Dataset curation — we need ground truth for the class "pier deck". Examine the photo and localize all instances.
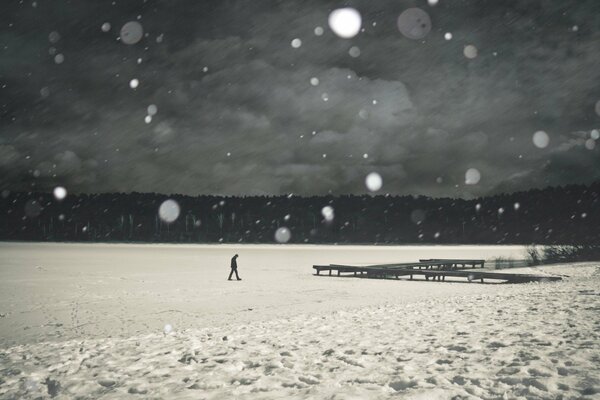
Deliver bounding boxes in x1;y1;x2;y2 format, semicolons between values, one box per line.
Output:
313;261;561;284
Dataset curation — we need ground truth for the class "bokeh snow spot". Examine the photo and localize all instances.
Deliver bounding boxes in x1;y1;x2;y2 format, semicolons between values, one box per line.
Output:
53;186;67;200
310;77;319;86
120;21;143;45
349;46;361;57
274;227;291;243
158;199;180;223
397;8;432;40
147;104;158;116
48;31;60;44
291;38;302;48
532;130;549;148
465;168;481;185
464;45;478;59
365;172;383;192
129;79;139;89
101;22;111;32
321;206;335;222
328;8;362;39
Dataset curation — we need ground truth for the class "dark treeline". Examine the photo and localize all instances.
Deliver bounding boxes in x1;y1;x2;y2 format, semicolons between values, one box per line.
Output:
1;181;598;245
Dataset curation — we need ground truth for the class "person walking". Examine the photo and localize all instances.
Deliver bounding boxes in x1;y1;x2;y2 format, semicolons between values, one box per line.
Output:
228;254;241;281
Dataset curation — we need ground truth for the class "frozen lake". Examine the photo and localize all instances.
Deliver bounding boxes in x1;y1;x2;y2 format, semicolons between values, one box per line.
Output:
1;242;528;346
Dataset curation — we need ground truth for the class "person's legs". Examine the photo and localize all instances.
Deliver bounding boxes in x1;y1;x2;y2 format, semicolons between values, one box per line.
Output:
228;269;234;280
234;269;241;280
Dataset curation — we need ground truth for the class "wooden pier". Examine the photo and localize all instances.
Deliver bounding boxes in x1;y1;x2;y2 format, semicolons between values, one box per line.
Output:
313;259;561;284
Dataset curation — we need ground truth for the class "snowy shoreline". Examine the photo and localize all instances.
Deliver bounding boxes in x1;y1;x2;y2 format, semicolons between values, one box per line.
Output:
0;244;598;399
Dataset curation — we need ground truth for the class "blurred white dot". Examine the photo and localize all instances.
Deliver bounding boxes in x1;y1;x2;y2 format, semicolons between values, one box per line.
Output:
465;168;481;185
40;87;50;98
156;33;164;43
54;54;64;64
163;324;173;334
322;93;329;102
591;129;599;140
328;8;362;39
532;130;549;148
428;0;439;5
120;21;144;45
275;227;291;243
314;26;324;36
53;186;67;200
585;138;596;150
202;66;209;73
147;104;158;115
436;177;443;184
101;22;111;32
129;78;139;89
571;25;579;32
363;153;368;159
348;46;361;57
137;58;143;64
227;152;231;157
158;199;180;223
48;31;60;43
475;203;482;211
358;109;368;119
291;38;302;48
310;77;319;86
498;207;505;215
464;45;478;59
365;172;383;192
322;153;327;158
444;32;452;40
144;115;152;124
321;205;335;222
513;202;520;210
434;232;440;238
581;213;587;218
372;99;377;105
397;8;432;40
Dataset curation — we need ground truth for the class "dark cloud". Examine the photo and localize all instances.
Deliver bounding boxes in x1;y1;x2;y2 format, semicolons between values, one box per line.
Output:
1;0;599;197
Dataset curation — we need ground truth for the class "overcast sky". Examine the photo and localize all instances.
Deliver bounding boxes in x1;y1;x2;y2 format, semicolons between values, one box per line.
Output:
1;0;599;197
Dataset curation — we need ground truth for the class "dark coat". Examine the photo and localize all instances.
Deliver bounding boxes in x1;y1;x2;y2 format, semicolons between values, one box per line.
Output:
230;256;238;269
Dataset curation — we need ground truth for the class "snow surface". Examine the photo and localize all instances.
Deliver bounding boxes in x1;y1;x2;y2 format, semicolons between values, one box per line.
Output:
0;243;598;399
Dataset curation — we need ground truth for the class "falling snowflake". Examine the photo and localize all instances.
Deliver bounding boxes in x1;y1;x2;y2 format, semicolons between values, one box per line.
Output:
532;130;549;148
464;45;478;59
328;8;362;39
321;205;335;222
120;21;144;45
365;172;383;192
158;199;180;223
397;8;431;40
291;38;302;48
465;168;481;185
53;186;67;200
274;227;291;243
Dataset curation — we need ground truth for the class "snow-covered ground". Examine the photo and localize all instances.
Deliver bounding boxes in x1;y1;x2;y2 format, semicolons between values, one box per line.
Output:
0;243;599;399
